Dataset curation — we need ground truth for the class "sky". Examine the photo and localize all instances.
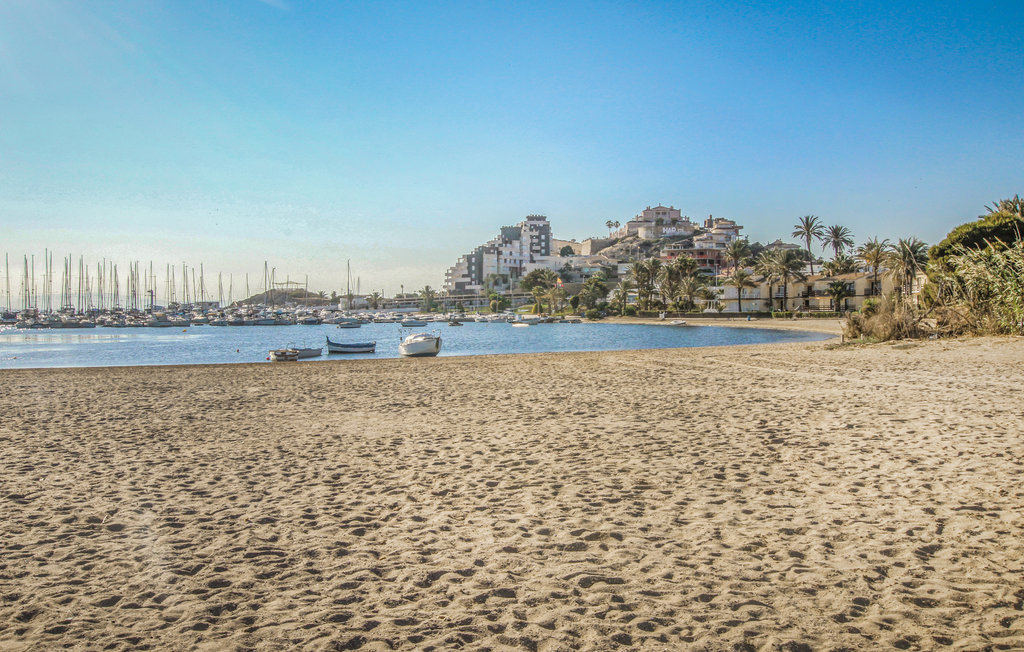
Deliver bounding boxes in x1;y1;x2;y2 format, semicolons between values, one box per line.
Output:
2;0;1023;299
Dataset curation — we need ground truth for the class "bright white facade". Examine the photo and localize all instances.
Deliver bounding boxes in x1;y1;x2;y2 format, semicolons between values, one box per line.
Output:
444;215;563;293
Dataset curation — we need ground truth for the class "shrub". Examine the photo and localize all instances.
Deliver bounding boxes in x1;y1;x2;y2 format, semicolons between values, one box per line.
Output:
937;240;1024;335
585;308;602;320
623;305;637;316
843;296;926;341
861;298;880;317
929;211;1024;266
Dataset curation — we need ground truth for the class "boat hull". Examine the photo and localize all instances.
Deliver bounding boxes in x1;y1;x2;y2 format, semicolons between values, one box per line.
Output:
326;337;376;354
269;349;299;362
399;334;442;357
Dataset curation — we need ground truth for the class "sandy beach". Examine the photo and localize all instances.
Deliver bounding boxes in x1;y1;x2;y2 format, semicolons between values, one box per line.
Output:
2;335;1023;650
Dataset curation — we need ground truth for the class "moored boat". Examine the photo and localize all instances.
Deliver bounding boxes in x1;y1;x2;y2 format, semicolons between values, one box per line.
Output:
326;336;376;354
269;348;299;362
398;332;441;357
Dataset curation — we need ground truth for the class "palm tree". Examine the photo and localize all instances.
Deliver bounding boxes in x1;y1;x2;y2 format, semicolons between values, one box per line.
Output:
605;220;615;237
725;268;756;313
823;224;855;258
613;279;633;315
885;237;928;298
657;266;680;310
792;215;824;275
774;249;807;311
367;291;382;309
985;194;1024;218
630;258;663;310
723;239;751;271
531;286;546;314
678;276;707;312
670;254;699;280
856;237;891;297
545;285;566;314
827;280;852;312
419;285;436;312
754;250;779;312
821;253;858;277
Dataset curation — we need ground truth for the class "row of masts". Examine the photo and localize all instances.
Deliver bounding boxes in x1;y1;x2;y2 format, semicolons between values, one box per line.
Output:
1;253;337;314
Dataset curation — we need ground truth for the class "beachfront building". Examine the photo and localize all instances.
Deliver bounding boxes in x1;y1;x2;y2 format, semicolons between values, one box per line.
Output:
612;205;696;239
444;215;561;294
724;272;892;313
661;218;746;274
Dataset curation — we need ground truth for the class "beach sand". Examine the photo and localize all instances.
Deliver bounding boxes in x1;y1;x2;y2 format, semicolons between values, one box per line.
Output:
2;336;1023;650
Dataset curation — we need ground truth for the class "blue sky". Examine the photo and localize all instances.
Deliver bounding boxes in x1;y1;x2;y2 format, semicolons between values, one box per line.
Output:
2;0;1022;298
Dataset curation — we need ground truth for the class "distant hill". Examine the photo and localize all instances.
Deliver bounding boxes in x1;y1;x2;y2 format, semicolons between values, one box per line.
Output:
236;289;335;306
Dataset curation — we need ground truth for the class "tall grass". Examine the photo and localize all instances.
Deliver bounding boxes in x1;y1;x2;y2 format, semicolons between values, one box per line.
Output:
843;296;926;341
940;240;1024;335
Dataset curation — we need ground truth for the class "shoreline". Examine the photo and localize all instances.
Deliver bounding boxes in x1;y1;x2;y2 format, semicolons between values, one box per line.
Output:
602;314;845;335
0;320;837;372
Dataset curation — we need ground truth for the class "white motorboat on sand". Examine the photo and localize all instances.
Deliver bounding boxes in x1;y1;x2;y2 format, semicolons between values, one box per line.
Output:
399;332;441;357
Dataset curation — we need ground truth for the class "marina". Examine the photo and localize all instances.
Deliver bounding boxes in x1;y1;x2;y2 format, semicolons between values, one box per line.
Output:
0;318;830;369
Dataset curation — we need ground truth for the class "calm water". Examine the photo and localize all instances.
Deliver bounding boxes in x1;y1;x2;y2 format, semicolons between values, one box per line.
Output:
0;321;831;369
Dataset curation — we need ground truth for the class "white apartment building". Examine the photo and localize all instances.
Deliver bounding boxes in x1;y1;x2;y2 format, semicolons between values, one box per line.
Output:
444;215;562;293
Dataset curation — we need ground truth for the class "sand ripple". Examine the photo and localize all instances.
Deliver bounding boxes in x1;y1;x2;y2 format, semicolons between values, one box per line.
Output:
2;337;1023;650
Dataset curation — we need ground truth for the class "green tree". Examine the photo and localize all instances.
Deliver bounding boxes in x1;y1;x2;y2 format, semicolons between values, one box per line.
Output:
613;278;633;315
821;253;858;277
367;291;382;309
723;240;751;270
559;245;575;257
657;266;679;310
605;220;615;237
577;274;609;310
546;285;566;314
531;286;546;314
519;268;559;292
419;285;436;312
827;280;852;312
630;258;663;310
984;194;1024;218
773;249;807;311
929;200;1024;266
792;215;825;276
886;237;928;298
823;224;855;258
725;268;756;313
856;237;891;296
678;276;708;312
754;250;780;312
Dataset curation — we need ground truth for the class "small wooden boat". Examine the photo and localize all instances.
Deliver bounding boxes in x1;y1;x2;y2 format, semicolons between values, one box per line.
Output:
326;336;376;354
335;322;362;328
269;348;299;362
296;347;322;358
447;320;463;326
400;319;428;327
670;320;688;326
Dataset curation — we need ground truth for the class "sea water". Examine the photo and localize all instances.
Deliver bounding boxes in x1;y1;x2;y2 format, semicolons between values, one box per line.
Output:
0;322;832;369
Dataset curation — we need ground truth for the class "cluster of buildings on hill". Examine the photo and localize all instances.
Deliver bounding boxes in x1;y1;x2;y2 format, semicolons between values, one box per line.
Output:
440;206;922;313
443;206;748;294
